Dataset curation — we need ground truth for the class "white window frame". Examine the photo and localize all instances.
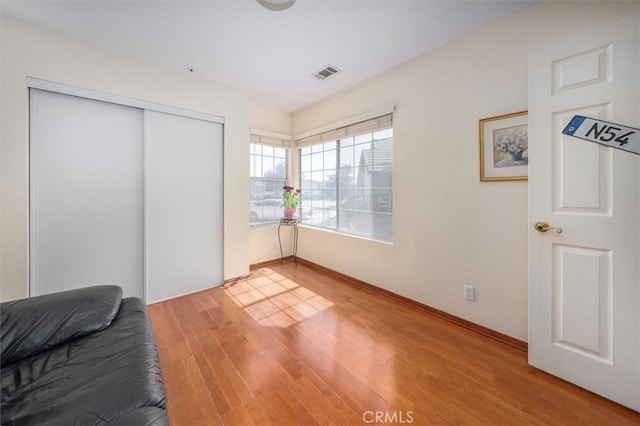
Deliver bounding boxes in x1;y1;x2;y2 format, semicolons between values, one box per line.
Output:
250;130;292;226
296;111;393;241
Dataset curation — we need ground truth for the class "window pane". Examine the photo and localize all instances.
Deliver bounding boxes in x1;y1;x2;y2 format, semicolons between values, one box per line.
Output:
353;211;374;236
250;154;261;177
355;133;372;144
374;128;393;139
262;156;274;177
311;152;323;171
301;153;311;172
338;166;356;189
323;188;336;203
300;195;312;210
372;139;392;165
372;212;393;241
250;195;284;225
250;154;255;175
340;146;354;167
300;172;312;189
341;136;354;146
355;189;371;210
301;146;311;155
324;170;336;189
354;142;372;160
373;188;392;212
311;171;324;188
274;147;286;158
306;199;326;226
323;206;337;227
250;180;263;201
274;157;286;179
324;141;337;150
339;188;355;210
324;149;336;170
264;180;278;196
337;208;353;232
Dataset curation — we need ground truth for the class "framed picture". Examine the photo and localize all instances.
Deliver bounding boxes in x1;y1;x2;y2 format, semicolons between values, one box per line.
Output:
479;110;528;181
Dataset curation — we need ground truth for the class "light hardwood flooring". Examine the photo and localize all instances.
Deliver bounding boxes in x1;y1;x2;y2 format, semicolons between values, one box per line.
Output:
147;262;640;425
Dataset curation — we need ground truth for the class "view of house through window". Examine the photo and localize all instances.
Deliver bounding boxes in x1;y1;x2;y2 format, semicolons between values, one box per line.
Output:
299;126;393;241
250;143;287;225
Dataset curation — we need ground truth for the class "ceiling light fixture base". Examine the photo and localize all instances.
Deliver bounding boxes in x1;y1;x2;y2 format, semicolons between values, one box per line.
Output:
256;0;296;11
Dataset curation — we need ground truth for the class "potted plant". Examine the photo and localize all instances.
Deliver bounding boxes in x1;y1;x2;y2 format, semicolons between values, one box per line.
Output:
282;185;301;219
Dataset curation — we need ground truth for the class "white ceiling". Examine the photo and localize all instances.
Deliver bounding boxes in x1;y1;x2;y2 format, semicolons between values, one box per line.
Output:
1;0;539;112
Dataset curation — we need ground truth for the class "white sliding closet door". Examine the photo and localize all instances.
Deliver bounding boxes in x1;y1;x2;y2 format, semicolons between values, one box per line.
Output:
144;110;223;302
30;89;144;298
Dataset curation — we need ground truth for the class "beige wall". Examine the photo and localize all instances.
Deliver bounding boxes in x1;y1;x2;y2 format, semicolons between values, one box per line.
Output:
290;2;639;341
0;17;251;301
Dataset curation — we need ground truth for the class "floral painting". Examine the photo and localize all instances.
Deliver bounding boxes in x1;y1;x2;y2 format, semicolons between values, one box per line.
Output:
480;111;528;181
493;124;528;168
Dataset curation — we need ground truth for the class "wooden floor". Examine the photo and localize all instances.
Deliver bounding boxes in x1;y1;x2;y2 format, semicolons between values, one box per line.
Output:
147;262;639;425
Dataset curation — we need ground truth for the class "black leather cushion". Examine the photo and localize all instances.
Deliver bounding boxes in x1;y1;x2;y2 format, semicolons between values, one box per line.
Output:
104;407;169;426
0;285;123;365
1;297;167;425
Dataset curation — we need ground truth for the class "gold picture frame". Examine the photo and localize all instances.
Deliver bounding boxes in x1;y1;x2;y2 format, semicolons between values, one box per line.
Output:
479;110;528;181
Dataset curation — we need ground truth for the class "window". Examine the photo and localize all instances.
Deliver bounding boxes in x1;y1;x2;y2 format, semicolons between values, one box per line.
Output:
250;133;290;226
298;115;393;241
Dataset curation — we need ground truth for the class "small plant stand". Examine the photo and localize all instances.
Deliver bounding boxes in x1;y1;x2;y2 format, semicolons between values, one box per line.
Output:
278;218;299;263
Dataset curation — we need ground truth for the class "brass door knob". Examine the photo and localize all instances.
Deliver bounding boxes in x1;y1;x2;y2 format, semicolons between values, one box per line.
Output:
534;221;563;233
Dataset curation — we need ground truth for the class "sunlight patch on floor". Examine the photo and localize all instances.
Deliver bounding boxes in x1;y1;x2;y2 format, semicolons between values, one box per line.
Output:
224;267;334;327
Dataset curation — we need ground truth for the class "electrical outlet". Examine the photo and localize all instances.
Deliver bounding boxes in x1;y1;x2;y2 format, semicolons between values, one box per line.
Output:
272;240;278;249
464;285;475;301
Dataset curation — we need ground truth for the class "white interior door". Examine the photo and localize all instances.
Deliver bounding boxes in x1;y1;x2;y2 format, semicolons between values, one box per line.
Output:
145;110;224;303
30;89;144;298
529;14;639;410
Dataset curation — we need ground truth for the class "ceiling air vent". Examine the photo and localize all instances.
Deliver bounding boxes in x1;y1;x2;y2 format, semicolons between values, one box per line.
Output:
314;65;340;80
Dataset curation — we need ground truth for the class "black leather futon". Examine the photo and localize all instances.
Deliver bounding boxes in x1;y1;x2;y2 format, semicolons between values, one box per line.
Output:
1;285;168;425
